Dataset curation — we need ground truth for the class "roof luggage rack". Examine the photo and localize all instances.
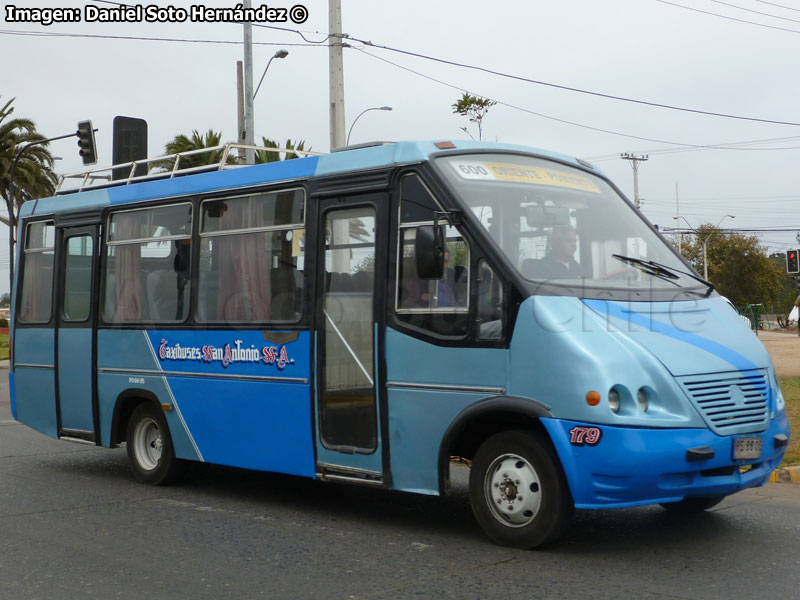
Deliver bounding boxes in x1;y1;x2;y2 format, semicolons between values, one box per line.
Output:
55;143;322;194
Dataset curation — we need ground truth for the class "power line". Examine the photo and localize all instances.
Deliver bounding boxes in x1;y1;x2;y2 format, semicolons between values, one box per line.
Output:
354;46;800;152
754;0;800;13
0;28;327;48
352;47;711;147
345;32;800;127
709;0;800;24
585;135;800;161
653;0;800;34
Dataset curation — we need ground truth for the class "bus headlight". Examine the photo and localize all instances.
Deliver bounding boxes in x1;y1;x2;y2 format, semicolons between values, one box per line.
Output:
608;388;621;413
637;388;649;412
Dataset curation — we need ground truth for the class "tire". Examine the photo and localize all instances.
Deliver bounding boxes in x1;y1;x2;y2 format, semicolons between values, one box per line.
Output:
126;402;190;485
469;430;574;549
659;495;725;513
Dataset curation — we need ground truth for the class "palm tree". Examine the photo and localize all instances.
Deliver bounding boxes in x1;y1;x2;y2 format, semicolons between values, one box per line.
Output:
255;138;310;163
0;98;57;211
151;129;235;172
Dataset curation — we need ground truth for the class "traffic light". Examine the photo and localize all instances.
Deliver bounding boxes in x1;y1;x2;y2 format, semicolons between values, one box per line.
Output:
76;120;97;165
787;249;799;274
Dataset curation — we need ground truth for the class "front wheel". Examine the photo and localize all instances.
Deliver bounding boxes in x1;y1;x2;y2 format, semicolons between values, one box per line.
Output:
469;430;573;549
126;403;189;485
659;495;725;513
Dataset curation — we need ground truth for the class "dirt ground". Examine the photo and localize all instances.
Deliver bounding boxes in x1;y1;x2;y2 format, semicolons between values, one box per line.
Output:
758;329;800;377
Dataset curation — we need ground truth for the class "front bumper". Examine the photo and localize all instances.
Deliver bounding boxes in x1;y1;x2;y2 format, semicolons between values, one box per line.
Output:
541;414;790;509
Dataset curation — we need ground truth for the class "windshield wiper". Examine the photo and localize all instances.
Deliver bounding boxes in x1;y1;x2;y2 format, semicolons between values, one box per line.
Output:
611;254;715;296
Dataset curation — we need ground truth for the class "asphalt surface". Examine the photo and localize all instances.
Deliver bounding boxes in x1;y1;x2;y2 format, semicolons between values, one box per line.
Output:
2;364;800;599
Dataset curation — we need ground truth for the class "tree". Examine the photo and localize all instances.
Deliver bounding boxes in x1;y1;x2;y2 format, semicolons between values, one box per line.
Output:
255;138;310;163
0;98;56;211
451;93;496;141
151;130;234;172
678;225;784;309
769;252;800;317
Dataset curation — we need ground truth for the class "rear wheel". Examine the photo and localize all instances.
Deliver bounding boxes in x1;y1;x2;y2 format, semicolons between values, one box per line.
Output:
126;403;191;485
469;430;573;548
660;495;725;513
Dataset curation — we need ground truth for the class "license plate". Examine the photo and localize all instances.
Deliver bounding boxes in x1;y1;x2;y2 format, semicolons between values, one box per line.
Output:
734;437;762;460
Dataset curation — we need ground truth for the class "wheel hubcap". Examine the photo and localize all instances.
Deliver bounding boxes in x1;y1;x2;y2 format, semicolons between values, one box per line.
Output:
133;417;162;471
485;453;542;527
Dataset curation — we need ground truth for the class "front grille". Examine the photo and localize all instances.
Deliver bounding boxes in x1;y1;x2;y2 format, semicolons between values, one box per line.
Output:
677;369;770;435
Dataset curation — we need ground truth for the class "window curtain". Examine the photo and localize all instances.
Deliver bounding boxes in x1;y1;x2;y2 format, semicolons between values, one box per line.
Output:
114;212;142;320
216;201;271;321
19;252;50;321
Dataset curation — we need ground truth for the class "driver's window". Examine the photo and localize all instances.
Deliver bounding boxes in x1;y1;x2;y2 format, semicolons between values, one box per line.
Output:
398;227;468;311
395;173;469;338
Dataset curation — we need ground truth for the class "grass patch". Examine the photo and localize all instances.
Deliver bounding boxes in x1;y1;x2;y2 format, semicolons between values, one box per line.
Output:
779;376;800;466
0;334;7;361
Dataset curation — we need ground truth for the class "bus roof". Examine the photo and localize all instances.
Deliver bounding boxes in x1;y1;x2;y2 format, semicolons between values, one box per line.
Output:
20;140;596;219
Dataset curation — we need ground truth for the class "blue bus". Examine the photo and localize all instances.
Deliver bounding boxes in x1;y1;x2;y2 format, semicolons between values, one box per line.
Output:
10;140;790;548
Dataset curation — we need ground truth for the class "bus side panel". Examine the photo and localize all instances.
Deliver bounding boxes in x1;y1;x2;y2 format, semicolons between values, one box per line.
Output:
97;329;315;477
57;328;94;432
13;328;57;438
167;377;315;476
97;371;201;461
387;388;488;495
384;328;508;494
97;329;201;459
9;371;16;420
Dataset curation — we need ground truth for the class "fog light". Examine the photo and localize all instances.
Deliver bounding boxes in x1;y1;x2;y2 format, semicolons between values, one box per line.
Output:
637;388;649;412
608;388;620;413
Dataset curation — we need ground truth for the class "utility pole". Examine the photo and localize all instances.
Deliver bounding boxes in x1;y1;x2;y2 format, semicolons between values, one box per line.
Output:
621;153;648;209
329;0;346;150
242;0;255;164
236;61;246;164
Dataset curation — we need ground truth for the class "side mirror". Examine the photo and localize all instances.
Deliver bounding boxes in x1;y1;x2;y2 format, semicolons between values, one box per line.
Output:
415;225;445;279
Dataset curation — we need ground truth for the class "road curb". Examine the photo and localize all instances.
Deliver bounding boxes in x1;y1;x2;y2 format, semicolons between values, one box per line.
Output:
769;466;800;484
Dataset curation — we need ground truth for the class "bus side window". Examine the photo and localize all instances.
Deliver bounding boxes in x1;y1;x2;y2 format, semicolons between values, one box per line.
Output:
395;173;469;338
18;221;55;324
476;259;504;340
63;235;93;322
197;188;305;323
104;204;193;323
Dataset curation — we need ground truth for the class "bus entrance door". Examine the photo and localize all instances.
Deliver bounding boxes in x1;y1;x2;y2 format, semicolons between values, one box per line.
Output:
56;226;98;443
314;198;385;483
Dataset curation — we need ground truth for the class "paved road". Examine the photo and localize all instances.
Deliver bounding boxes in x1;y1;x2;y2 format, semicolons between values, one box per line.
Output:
2;367;800;599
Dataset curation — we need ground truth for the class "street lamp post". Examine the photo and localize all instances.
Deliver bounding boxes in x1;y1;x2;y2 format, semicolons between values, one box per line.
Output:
254;49;289;100
242;47;288;165
346;106;392;146
673;214;735;280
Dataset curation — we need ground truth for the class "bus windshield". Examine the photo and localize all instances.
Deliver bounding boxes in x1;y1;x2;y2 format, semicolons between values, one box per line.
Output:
436;153;699;291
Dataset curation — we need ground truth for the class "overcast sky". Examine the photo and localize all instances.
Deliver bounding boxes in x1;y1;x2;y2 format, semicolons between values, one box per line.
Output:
3;0;800;294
